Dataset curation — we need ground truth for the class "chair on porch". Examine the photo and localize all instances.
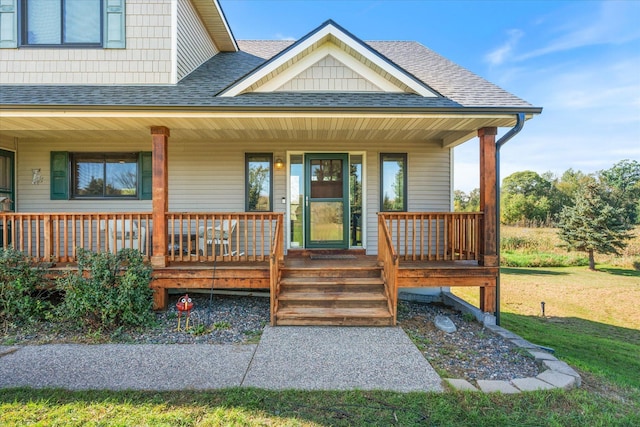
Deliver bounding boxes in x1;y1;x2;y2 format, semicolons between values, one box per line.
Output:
198;219;239;256
105;219;146;254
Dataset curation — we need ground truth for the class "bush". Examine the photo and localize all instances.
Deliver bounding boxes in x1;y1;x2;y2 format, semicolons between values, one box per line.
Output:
0;247;53;326
58;248;154;331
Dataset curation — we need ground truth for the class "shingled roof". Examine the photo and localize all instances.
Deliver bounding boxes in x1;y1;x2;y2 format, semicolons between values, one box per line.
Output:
0;39;538;112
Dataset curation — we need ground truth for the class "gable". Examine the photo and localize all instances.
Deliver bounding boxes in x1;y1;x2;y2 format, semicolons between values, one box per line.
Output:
221;20;438;98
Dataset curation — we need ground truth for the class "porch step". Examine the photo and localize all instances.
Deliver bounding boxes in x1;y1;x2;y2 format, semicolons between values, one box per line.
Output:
274;263;393;326
275;307;394;326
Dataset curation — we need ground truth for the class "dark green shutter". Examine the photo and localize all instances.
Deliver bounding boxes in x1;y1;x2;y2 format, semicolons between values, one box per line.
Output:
50;152;69;200
0;0;18;48
104;0;126;49
139;151;152;200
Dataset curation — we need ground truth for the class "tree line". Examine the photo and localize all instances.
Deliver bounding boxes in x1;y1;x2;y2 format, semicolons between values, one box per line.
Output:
455;159;639;269
454;159;640;227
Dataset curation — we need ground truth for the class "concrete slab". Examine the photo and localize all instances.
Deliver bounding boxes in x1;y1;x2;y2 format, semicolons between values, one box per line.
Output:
511;377;556;391
0;344;256;391
444;378;477;391
242;326;444;392
537;370;578;389
476;380;520;394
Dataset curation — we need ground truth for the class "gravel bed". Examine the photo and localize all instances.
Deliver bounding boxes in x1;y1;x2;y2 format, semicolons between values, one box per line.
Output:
397;300;540;382
2;294;540;383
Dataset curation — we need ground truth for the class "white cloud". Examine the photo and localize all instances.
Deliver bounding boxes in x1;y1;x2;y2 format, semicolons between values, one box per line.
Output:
485;29;524;66
516;1;640;61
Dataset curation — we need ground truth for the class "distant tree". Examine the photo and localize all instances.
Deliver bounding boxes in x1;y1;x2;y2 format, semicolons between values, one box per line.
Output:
557;181;632;270
501;171;561;224
598;159;640;224
454;188;480;212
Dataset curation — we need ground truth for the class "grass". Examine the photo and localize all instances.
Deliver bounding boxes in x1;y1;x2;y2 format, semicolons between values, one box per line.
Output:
501;225;640;269
454;266;640;388
1;386;638;426
2;226;640;425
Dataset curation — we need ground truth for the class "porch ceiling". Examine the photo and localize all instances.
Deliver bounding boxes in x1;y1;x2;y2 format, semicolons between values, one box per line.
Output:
0;111;529;147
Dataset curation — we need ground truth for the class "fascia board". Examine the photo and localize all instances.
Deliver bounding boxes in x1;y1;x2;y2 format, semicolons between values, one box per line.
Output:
220;23;438;97
254;44;404;93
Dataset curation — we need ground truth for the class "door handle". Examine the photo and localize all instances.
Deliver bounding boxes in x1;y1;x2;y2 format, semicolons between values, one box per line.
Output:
306;196;309;207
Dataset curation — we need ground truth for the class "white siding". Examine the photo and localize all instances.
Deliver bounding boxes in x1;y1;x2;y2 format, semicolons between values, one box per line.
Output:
16;139;151;212
14;138;451;255
0;0;173;85
176;0;218;81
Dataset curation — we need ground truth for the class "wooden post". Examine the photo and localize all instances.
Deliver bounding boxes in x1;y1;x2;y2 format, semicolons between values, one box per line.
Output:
150;126;170;268
479;127;498;315
478;127;498;267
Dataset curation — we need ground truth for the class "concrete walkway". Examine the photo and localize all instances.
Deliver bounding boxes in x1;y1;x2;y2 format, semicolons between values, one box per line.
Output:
0;326;444;392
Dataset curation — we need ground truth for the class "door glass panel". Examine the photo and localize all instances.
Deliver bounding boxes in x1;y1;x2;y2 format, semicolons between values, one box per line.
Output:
289;155;303;248
309;201;343;242
310;159;343;198
349;155;363;247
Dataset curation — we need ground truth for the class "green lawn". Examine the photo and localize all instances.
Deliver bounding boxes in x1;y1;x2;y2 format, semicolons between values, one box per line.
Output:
1;386;638;426
2;265;640;425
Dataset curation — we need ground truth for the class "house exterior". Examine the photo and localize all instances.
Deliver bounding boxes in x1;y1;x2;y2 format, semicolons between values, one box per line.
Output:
0;0;541;326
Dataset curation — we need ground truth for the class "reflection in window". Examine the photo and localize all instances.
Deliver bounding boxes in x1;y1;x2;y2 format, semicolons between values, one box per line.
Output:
24;0;101;46
246;153;272;211
381;153;407;211
350;155;363;246
72;153;138;198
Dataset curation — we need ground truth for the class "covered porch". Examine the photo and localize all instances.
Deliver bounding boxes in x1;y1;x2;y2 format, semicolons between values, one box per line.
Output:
0;208;496;326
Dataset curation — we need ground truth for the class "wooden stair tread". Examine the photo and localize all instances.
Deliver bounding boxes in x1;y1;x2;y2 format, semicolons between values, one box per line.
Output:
278;291;386;301
280;277;383;285
276;307;392;317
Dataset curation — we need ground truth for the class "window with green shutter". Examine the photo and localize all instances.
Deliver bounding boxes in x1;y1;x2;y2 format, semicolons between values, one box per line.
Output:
1;0;125;49
51;151;150;200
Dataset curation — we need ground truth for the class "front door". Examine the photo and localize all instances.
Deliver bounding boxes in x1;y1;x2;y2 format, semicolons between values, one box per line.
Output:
304;153;349;248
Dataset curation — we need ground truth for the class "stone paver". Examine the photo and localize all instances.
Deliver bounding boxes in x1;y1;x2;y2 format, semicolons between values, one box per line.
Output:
537;370;578;389
512;377;556;391
529;350;558;361
444;378;477;391
476;380;520;394
542;360;582;386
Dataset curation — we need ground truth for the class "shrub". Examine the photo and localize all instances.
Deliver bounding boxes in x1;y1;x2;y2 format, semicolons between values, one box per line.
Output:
0;247;53;326
58;248;154;331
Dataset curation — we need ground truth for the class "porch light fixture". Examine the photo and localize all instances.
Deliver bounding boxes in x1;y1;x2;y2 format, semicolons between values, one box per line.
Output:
274;158;285;170
32;169;43;185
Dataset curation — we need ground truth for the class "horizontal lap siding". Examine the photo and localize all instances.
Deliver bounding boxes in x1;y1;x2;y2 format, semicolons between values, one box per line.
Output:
14;138;451;256
176;0;218;82
16;139;151;212
366;142;451;255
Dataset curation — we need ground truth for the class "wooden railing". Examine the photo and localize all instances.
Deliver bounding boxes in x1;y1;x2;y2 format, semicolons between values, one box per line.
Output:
269;214;285;325
379;212;483;261
0;212;282;265
165;212;282;263
378;214;399;325
0;212;152;262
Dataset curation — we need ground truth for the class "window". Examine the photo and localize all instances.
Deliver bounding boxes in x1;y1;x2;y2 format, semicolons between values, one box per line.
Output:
246;153;273;211
50;151;151;200
22;0;102;46
380;153;407;211
0;0;124;49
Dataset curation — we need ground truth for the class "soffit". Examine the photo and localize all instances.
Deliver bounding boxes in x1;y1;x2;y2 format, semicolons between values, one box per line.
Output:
0;111;529;147
191;0;237;52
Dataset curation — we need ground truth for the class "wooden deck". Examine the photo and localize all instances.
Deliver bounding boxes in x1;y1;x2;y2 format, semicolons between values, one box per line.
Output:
146;254;497;325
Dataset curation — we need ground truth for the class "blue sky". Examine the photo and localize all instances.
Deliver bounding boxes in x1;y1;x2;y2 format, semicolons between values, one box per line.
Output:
220;0;640;192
